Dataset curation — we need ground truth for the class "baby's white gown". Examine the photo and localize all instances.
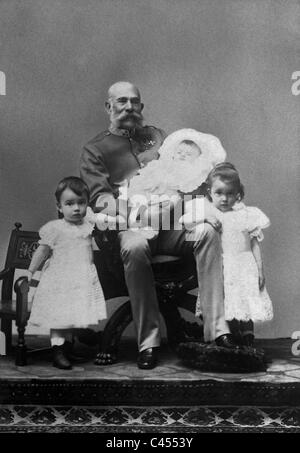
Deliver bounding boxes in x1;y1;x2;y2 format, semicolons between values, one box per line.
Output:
195;201;274;323
29;215;107;330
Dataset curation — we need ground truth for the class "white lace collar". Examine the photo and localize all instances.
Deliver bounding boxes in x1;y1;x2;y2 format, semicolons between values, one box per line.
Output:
61;217;94;238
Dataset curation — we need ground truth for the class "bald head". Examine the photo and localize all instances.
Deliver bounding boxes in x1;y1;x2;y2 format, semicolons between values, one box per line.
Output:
105;81;144;130
108;81;141;101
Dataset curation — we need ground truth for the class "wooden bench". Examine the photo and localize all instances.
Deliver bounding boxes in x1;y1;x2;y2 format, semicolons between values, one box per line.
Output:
0;223;203;366
0;223;39;365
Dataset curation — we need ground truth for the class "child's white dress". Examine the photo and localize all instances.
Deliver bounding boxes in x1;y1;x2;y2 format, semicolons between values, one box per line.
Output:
220;203;273;323
191;200;274;323
29;214;107;330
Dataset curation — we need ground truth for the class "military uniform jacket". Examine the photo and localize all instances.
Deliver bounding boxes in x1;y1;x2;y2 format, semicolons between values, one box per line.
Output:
80;125;166;215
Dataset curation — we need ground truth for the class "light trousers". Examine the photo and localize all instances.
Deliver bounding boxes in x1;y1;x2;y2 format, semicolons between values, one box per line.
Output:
119;223;230;352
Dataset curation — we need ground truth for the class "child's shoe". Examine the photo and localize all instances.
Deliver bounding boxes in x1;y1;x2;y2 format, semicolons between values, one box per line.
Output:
52;345;72;370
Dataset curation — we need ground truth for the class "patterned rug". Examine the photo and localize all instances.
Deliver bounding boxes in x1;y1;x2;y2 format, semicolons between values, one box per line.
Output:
1;404;300;432
1;338;300;432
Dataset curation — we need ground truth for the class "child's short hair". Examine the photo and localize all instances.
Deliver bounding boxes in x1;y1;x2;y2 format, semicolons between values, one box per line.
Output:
55;176;90;203
205;162;245;200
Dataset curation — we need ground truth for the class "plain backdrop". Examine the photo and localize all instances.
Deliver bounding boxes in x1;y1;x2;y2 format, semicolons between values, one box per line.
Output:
0;0;299;338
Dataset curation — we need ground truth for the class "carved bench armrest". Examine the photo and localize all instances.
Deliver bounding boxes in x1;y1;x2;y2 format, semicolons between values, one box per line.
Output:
0;268;12;280
14;277;30;326
14;276;29;293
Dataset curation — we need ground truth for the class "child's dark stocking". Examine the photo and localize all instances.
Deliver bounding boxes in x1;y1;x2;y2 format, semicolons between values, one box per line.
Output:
228;318;243;345
240;320;254;347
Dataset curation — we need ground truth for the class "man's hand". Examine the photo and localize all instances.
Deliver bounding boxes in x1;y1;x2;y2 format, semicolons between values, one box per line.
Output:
205;215;222;232
96;213;127;231
140;199;177;230
106;214;127;230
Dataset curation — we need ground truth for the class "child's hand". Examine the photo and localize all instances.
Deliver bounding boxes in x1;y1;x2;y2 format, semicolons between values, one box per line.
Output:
258;271;265;290
115;215;127;230
26;270;33;283
205;215;222;232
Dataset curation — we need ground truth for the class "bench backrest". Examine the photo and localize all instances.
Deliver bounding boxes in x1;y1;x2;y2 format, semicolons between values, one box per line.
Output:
1;223;128;303
1;223;39;301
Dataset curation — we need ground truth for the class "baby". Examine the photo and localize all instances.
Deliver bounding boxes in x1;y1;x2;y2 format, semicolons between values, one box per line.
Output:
119;128;227;238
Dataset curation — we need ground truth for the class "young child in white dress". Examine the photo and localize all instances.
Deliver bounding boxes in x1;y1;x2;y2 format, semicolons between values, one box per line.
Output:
28;177;107;369
180;163;273;346
118;129;227;238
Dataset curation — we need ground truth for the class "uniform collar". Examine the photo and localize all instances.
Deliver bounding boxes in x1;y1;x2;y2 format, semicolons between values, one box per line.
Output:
109;125;136;138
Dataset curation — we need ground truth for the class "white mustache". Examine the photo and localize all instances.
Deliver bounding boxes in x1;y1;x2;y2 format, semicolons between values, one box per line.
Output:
120;111;143;120
111;110;143;122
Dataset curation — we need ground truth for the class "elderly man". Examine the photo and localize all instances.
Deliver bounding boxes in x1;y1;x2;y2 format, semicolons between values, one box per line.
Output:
80;81;236;369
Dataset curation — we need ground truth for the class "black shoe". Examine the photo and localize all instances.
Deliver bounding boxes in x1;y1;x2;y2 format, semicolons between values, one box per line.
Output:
241;334;255;347
52;345;72;370
137;348;158;370
215;334;239;349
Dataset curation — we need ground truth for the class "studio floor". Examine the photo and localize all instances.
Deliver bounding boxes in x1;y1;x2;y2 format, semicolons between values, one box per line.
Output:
0;337;300;432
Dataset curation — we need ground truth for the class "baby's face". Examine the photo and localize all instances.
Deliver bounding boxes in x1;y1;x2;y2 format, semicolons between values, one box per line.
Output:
173;143;201;162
